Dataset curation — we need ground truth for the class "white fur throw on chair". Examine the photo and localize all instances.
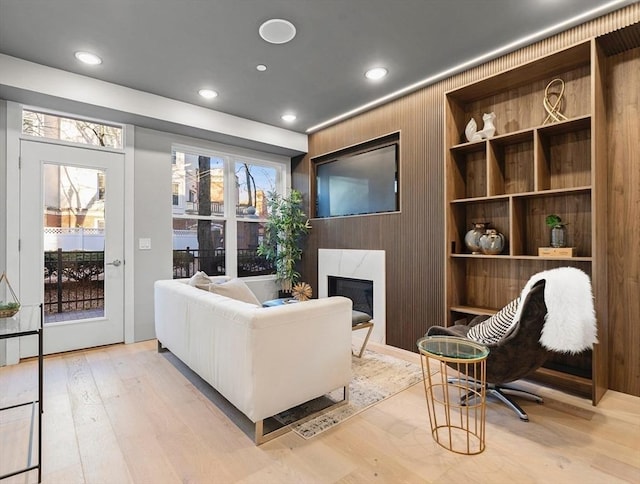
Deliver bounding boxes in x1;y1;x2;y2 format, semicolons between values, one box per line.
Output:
513;267;597;354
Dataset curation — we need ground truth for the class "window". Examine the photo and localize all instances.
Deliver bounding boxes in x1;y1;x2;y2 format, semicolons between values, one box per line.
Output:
22;109;123;149
172;183;180;206
171;147;283;279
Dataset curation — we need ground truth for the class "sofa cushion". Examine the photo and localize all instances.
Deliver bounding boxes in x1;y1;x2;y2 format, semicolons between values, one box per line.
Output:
209;278;261;306
467;298;519;344
188;271;211;288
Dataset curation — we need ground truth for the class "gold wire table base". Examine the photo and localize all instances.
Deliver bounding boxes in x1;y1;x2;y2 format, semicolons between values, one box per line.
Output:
419;350;487;455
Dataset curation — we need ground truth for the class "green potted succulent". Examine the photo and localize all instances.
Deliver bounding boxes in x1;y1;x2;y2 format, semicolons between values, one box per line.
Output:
0;272;21;318
258;189;312;293
545;214;568;248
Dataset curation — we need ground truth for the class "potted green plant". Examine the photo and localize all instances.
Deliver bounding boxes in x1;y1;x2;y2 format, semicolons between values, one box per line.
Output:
258;189;311;293
545;214;567;248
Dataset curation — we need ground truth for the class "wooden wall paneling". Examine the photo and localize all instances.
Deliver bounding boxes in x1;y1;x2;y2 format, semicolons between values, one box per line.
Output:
592;39;610;403
605;44;640;396
294;7;640;396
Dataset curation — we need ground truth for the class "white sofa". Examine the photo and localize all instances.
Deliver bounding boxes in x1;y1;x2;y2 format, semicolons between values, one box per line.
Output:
154;278;353;443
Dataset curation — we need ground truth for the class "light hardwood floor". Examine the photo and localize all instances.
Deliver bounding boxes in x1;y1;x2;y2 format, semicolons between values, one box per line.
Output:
1;340;638;484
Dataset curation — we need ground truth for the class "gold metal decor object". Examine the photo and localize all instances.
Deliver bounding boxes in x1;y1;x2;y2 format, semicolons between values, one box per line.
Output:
543;78;569;124
291;282;313;301
0;272;21;318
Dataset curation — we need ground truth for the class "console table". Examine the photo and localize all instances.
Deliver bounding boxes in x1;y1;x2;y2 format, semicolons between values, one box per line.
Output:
0;304;43;482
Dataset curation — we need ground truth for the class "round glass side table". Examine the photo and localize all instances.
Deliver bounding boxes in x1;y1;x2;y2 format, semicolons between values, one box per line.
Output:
416;335;489;455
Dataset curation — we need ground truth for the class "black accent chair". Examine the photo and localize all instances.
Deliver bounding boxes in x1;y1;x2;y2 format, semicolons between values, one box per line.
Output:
427;280;549;421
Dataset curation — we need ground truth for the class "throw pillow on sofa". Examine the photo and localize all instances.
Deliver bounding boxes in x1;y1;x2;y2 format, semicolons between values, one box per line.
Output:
209;278;261;306
467;298;520;345
188;271;211;288
188;271;229;290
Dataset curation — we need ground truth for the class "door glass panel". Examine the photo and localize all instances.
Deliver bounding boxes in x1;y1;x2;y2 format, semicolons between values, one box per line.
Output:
43;163;105;323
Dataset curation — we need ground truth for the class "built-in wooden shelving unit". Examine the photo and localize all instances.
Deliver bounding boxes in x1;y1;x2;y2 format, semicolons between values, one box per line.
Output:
444;40;608;404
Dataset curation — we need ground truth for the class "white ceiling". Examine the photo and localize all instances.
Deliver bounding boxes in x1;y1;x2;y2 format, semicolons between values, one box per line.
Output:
0;1;634;142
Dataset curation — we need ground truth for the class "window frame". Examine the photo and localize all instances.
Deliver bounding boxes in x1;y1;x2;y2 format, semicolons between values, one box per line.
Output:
21;107;124;150
171;143;287;280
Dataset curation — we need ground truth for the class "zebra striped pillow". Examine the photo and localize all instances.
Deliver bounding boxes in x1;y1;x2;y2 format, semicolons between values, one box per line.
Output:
467;298;520;344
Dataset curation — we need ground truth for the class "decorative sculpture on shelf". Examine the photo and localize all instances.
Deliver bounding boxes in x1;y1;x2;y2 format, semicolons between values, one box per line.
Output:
480;112;496;138
465;118;481;142
543;78;568;125
464;222;488;254
479;229;505;255
465;112;497;142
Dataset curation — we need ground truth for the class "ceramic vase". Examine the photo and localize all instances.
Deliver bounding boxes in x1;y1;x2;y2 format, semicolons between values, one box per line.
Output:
464;222;488;254
479;229;505;255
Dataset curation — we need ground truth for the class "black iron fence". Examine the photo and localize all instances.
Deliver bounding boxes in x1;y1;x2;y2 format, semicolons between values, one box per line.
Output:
42;247;273;315
173;247;273;278
44;249;104;315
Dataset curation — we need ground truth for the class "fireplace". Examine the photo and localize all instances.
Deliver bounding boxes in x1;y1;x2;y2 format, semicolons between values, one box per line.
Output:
318;249;385;344
328;276;373;317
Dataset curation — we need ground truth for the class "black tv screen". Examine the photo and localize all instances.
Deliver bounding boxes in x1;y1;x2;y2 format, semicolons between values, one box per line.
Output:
315;144;398;218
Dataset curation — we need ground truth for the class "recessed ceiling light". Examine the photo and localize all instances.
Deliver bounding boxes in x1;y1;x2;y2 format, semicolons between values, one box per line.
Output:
74;51;102;65
256;64;267;72
365;67;388;80
198;89;218;99
281;113;297;122
259;19;296;44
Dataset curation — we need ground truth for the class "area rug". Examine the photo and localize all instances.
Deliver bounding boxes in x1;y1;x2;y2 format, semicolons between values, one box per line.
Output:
275;349;428;439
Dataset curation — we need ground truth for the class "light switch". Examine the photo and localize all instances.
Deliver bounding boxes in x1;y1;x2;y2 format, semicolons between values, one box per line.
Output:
139;238;151;250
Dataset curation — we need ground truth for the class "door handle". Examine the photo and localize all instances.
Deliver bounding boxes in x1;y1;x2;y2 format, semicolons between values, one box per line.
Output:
106;259;122;267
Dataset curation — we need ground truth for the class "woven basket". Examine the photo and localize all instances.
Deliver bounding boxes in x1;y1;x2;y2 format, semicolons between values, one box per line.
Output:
0;272;21;318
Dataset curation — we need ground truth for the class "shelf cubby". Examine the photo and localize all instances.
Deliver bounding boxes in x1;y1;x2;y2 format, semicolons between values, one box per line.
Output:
449;199;509;255
449;143;487;199
488;131;535;195
536;116;592;191
511;190;592;257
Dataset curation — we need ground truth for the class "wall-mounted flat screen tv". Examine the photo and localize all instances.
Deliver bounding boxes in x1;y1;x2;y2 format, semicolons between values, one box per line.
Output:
315;144;398;218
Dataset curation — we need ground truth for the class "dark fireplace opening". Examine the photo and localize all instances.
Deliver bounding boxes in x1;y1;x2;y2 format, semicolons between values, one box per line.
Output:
328;276;373;318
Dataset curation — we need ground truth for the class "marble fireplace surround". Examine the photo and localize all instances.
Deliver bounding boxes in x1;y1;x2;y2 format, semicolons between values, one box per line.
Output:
318;249;386;344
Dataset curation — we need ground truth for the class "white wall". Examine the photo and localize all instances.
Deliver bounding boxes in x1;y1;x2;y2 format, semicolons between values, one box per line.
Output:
132;127;174;341
0;100;6;365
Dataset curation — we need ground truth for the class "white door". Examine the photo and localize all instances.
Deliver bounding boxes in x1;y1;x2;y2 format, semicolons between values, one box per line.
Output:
19;140;125;355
